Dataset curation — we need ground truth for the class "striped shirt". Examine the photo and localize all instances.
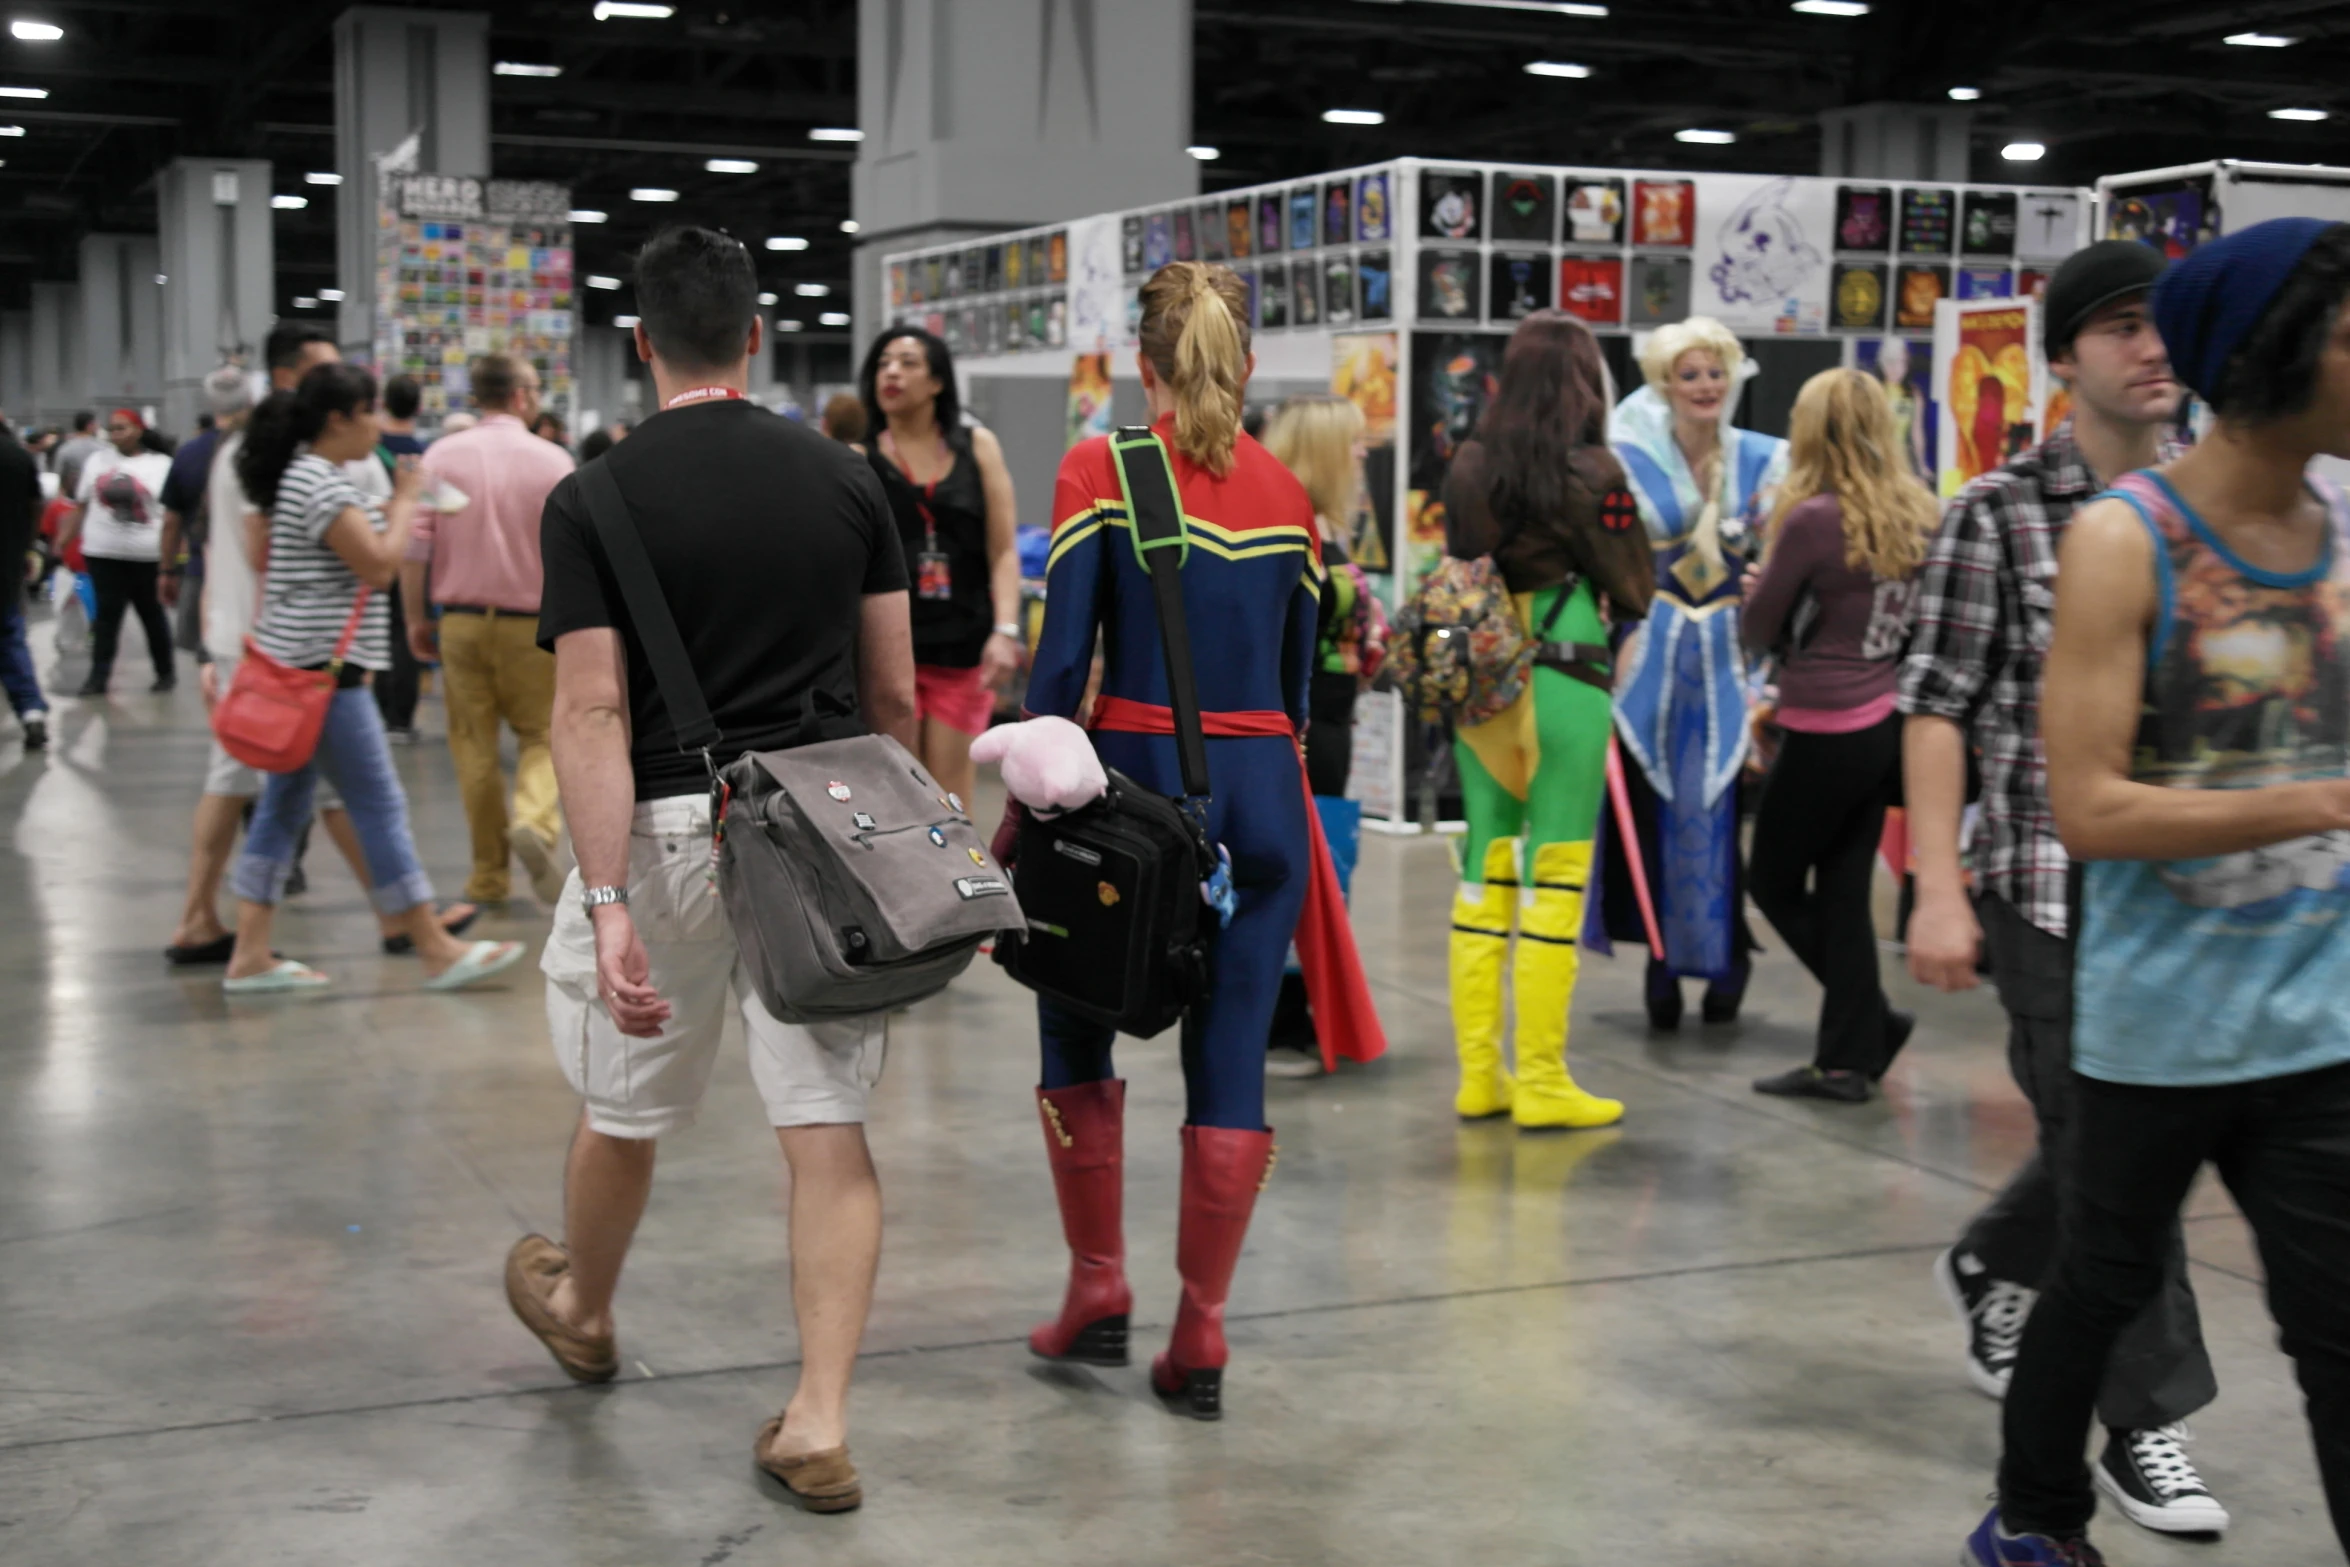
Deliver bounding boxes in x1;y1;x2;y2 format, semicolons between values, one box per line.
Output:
252;452;390;670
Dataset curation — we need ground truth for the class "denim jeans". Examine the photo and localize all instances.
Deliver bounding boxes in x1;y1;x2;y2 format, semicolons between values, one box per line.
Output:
0;594;44;718
229;684;434;914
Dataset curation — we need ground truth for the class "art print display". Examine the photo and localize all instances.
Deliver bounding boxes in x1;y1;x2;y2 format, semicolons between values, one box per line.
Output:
1962;190;2018;256
981;303;1003;354
1258;193;1285;254
1356;171;1393;242
2017;267;2051;301
1564;177;1626;245
1832;261;1888;329
1358;249;1393;320
1004;298;1026;350
960;308;980;352
1854;336;1935;478
379;178;577;419
2017;192;2083;258
1067;352;1113;449
906;259;928;306
943;254;964;297
1557;256;1625;325
1957;265;2014;300
1697;173;1830;333
1290;187;1318;252
941;310;964;353
923;256;946;301
1324;254;1357;326
2106;178;2218;259
1632;179;1696;247
1332;331;1400;573
1198;203;1227;262
887;261;908;311
1899;189;1955;254
1227;200;1253;259
1836;184;1892;252
1406;332;1503;591
1232;265;1256;326
1048;231;1068;283
1489;171;1555;242
1046;294;1068;347
1142;212;1173;272
1940;302;2037;495
1028;234;1051;284
1323;181;1352;247
980;244;1000;292
1420;168;1482;240
1896;263;1950;329
1172;208;1197;263
1258;260;1289;329
1627;254;1693;325
1293;261;1321;326
1488;250;1551;321
1417;248;1481;322
965;249;986;294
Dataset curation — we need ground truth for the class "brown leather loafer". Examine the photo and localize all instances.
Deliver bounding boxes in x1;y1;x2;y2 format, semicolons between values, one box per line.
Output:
503;1234;618;1383
754;1417;862;1513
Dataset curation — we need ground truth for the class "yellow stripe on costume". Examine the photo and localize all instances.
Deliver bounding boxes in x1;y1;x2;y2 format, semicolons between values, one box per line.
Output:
1048;499;1318;573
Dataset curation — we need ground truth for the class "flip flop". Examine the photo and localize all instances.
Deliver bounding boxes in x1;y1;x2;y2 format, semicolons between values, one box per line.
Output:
222;959;331;995
382;903;482;956
422;939;526;993
165;932;237;966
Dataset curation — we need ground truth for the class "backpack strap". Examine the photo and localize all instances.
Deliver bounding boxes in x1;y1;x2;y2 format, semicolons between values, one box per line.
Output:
576;458;724;761
1107;426;1211;803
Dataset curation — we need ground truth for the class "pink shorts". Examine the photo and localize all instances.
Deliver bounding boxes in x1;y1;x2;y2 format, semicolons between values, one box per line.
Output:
915;662;995;737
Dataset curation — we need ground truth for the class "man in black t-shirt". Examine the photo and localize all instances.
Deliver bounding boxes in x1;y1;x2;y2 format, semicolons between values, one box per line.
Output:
507;227;914;1513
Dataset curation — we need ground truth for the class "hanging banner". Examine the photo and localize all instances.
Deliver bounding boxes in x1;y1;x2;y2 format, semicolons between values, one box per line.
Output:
1933;296;2045;497
1689;173;1833;334
375;176;573;426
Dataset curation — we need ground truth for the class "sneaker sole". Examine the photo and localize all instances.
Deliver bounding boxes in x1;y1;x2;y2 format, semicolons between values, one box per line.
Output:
2094;1461;2231;1534
1932;1248;2011;1402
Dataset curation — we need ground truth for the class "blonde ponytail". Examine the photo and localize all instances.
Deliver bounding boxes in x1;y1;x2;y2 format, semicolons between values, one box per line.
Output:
1139;261;1251;476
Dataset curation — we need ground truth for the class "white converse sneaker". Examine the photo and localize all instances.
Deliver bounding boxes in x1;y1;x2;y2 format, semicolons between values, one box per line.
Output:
2095;1422;2230;1534
1934;1246;2036;1399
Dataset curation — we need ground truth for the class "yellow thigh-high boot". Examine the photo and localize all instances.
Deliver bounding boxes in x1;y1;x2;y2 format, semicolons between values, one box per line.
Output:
1511;840;1624;1130
1449;837;1519;1119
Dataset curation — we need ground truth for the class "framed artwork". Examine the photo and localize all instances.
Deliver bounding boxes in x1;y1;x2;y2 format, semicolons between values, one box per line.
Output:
1896;263;1951;328
1557;256;1625;325
1290;187;1318;252
1957;265;2014;299
1259;260;1289;329
1142;212;1173;272
1490;171;1556;243
1119;218;1143;275
1358;248;1393;320
1356;171;1392;242
1323;181;1353;247
1257;193;1285;254
1627;254;1693;324
1836;185;1893;252
1899;189;1955;254
1324;253;1357;326
1198;203;1228;262
1420;167;1483;240
1563;177;1625;246
1046;293;1067;347
1832;261;1888;329
1226;199;1253;260
1172;208;1197;263
1047;232;1068;283
1293;261;1321;326
1962;191;2018;256
1632;179;1695;247
1488;250;1552;321
1416;248;1481;321
1028;234;1051;283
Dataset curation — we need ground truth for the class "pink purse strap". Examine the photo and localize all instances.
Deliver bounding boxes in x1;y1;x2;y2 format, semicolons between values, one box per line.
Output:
327;585;372;672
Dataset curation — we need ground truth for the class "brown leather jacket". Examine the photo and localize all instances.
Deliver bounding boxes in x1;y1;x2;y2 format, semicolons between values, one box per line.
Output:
1441;438;1655;622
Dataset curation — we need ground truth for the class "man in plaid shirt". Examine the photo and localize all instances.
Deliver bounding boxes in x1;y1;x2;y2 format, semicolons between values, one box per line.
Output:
1898;240;2232;1536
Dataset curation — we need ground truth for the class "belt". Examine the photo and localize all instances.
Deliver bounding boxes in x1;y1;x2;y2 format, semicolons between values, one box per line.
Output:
1533;639;1612;692
1090;695;1295;738
437;603;537;617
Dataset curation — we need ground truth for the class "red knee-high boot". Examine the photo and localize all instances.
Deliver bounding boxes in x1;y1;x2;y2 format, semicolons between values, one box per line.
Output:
1028;1080;1132;1366
1151;1124;1276;1421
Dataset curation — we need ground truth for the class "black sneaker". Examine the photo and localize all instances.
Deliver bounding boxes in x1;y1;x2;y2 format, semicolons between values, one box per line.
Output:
1751;1064;1869;1102
1873;1009;1916;1081
150;673;176;693
20;716;45;750
1934;1245;2035;1399
2095;1423;2229;1534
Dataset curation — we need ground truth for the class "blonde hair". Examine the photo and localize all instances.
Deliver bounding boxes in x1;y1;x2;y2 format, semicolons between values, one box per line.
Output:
1262;394;1365;532
1770;367;1939;580
1637;315;1745;396
1139;261;1252;476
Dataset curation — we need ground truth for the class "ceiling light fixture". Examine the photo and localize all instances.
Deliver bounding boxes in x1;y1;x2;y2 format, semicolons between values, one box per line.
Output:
795;283;831;297
1402;2;1607;16
1524;61;1593;79
305;171;342;186
705;157;758;173
808;127;863;142
568;208;607;223
2002;141;2047;161
0;126;26;136
756;291;778;305
630;187;679;202
2271;107;2329;121
1676;128;1736;144
839;218;860;233
0;86;49;99
10;20;61;40
1187;145;1220;160
2224;31;2295;46
318;288;345;302
766;235;809;251
1790;0;1869;14
586;275;621;290
592;2;672;19
494;61;563;77
271;194;307;210
614;314;641;327
1948;86;1980;101
778;319;805;332
292;296;319;309
1323;108;1384;126
819;311;851;326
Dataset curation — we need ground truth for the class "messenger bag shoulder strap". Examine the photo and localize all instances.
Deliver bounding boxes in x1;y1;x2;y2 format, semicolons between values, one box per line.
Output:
1108;427;1211;803
575;458;723;756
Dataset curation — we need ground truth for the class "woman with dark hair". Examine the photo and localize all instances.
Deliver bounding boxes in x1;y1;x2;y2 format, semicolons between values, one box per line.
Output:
220;362;524;994
1441;309;1655;1127
858;326;1023;804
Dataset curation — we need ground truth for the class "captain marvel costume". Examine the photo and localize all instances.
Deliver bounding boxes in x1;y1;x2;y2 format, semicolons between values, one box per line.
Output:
1019;409;1376;1418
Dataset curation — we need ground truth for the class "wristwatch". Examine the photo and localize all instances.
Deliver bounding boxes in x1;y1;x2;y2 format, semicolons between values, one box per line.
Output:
992;622;1023;640
580;884;630;914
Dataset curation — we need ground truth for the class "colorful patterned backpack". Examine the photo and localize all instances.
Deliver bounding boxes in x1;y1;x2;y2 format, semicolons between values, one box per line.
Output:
1329;561;1390;687
1388;555;1530;727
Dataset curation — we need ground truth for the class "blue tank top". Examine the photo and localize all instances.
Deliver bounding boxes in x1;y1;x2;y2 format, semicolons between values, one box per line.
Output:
2073;470;2350;1087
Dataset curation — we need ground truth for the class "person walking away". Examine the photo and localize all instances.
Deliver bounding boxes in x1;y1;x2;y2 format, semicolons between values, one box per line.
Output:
52;411;100;502
157;387;234;656
0;413;47;748
822;391;866;446
1900;241;2229;1537
1741;369;1934;1102
405;355;575;906
218;362;521;994
1439;311;1656;1126
58;409;177;696
371;373;428;740
1965;218;2350;1566
859;326;1024;806
506;227;913;1513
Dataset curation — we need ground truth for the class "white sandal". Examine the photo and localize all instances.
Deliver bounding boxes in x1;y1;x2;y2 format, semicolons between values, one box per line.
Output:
222;959;331;995
422;939;526;992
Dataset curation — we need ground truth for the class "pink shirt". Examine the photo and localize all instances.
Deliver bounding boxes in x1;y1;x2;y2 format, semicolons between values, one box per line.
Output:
411;412;575;613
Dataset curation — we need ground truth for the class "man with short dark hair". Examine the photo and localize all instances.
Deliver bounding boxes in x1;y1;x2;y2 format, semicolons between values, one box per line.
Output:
52;409;100;498
1964;218;2350;1567
378;374;426;457
405;353;574;903
504;226;914;1512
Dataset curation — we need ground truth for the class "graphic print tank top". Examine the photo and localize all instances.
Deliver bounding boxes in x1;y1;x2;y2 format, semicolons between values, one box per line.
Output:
2073;470;2350;1087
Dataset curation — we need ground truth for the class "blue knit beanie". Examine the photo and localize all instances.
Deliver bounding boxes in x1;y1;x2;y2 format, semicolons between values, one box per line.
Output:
2151;217;2338;403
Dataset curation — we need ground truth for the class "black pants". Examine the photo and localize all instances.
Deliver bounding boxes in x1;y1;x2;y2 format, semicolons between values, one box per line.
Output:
2000;1062;2350;1544
1962;892;2214;1431
1746;714;1900;1074
373;579;419;730
85;555;173;685
1304;670;1355;798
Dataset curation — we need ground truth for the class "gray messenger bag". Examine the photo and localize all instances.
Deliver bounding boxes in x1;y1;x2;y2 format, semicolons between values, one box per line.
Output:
577;459;1024;1022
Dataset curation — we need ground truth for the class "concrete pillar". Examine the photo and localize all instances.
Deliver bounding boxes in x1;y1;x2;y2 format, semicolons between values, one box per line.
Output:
332;7;490;363
30;282;80;426
0;311;30;420
1819;102;1975;183
156;158;275;437
571;324;637;439
852;0;1197;336
78;234;165;417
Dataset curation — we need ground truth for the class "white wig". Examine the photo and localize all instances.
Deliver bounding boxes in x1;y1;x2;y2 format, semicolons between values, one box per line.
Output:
1637;315;1746;395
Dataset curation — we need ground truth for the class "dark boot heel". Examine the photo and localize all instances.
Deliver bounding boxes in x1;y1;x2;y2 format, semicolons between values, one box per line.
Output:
1036;1313;1129;1367
1154;1362;1222;1421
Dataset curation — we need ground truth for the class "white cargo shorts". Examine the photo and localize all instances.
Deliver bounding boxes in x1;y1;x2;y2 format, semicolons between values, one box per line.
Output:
541;795;887;1138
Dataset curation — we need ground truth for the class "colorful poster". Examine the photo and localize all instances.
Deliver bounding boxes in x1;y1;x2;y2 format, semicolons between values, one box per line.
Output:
375;177;573;426
1558;256;1625;325
1323;181;1353;247
1896;263;1950;329
1632;179;1696;247
1226;200;1252;259
924;256;946;300
1488;250;1551;321
1957;265;2014;300
1899;189;1955;254
2017;267;2052;302
1333;331;1400;577
1420;168;1483;240
887;262;907;311
1934;299;2042;497
2017;192;2082;258
1066;352;1113;448
1142;213;1173;272
1406;332;1502;594
1836;184;1892;252
1290;187;1319;252
1172;209;1196;263
1628;255;1693;325
1832;262;1888;330
1048;231;1068;283
1258;193;1285;254
1962;191;2018;256
1259;260;1289;329
1854;336;1935;478
1324;255;1357;326
1564;177;1626;245
1293;262;1321;326
1489;171;1555;242
1356;171;1393;242
1417;249;1481;322
1198;202;1228;262
1028;234;1050;284
1694;173;1831;333
2106;179;2219;259
985;244;1004;292
1359;249;1394;321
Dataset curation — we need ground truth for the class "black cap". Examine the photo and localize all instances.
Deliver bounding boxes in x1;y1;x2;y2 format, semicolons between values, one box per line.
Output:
2043;240;2168;358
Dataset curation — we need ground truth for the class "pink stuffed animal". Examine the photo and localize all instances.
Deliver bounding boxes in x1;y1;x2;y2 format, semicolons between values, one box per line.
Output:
971;716;1107;816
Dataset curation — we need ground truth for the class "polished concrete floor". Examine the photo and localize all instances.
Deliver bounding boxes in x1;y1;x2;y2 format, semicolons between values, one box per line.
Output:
0;609;2340;1566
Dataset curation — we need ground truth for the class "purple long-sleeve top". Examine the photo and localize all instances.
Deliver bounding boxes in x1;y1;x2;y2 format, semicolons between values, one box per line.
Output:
1742;494;1918;728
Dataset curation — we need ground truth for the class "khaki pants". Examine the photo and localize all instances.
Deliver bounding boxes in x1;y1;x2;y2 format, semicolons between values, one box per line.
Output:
439;608;560;902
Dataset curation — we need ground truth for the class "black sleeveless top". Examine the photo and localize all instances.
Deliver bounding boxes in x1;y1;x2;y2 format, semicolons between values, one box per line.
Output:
870;434;992;668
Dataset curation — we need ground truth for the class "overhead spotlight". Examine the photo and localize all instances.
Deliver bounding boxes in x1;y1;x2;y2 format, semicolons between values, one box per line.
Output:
778;319;806;332
0;86;49;99
292;296;319;309
1187;145;1221;161
819;311;851;326
2001;141;2046;161
705;157;758;173
305;171;342;186
2271;107;2330;121
592;2;672;18
1676;128;1736;144
756;291;778;305
808;127;863;142
630;187;679;202
0;126;23;136
1398;2;1607;14
795;283;831;297
2224;31;2295;46
568;209;607;224
1323;108;1385;125
318;288;346;302
839;218;860;233
613;314;641;328
586;275;621;290
1524;61;1593;79
1791;0;1869;14
10;20;61;40
1948;86;1980;101
765;235;809;251
152;272;164;284
494;61;563;77
271;194;308;210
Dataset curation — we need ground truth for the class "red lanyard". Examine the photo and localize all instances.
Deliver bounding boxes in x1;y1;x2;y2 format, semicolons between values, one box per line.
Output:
887;436;947;550
663;385;745;410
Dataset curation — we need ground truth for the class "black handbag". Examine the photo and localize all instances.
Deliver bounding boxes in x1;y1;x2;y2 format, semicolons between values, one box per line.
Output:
997;427;1219;1038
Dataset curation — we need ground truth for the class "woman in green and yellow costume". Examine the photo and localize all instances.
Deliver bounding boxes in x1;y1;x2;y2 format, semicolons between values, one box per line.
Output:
1440;311;1655;1127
